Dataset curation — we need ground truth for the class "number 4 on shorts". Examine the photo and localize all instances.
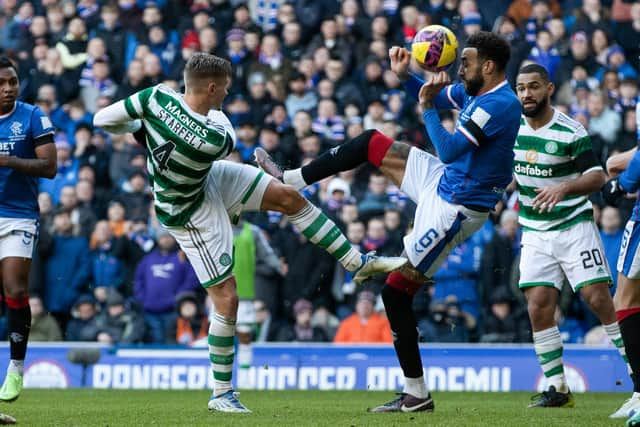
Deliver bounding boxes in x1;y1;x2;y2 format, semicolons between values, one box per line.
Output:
152;141;176;171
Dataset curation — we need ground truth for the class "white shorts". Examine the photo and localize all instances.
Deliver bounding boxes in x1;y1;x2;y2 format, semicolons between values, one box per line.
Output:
519;220;612;292
0;218;38;260
165;161;272;287
401;148;488;277
617;220;640;279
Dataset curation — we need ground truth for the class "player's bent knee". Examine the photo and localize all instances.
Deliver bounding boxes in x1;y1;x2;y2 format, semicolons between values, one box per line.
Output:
2;284;28;301
271;184;306;214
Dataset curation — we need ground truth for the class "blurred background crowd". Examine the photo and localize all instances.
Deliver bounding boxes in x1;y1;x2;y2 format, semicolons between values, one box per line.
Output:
1;0;638;346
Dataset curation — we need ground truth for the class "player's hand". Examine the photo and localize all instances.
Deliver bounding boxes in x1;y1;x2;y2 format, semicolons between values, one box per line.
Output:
532;183;568;213
418;71;450;107
388;46;411;81
602;177;626;206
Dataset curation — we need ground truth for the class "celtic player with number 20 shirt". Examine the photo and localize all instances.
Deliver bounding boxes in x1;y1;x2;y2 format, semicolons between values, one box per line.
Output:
514;64;631;415
94;53;406;413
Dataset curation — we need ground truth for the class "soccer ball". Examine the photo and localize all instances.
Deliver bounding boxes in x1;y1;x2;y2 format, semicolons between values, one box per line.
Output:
410;25;458;72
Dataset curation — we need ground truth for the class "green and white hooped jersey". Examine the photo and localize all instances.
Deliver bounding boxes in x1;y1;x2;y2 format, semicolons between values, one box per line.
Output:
514;109;601;231
123;84;235;226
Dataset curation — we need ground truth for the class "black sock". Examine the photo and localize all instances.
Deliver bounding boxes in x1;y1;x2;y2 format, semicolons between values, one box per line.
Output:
381;285;423;378
7;305;30;360
620;311;640;393
301;129;380;184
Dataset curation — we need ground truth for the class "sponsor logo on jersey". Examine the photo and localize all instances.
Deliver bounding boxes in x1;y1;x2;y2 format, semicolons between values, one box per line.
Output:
525;149;538;164
514;163;553;177
163;101;209;138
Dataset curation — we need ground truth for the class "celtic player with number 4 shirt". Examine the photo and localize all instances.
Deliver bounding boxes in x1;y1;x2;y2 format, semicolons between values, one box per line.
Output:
514;64;632;415
93;53;406;413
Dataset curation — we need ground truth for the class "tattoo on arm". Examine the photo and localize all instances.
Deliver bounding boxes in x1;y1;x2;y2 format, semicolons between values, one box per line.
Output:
388;142;411;159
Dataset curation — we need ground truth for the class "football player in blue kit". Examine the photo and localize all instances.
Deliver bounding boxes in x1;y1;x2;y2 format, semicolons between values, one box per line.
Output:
0;57;57;404
255;31;521;413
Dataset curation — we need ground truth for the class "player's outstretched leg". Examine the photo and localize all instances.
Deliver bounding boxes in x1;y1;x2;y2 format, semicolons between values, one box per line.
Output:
579;281;639;418
369;270;434;413
524;286;574;408
206;279;251;413
260;180;407;283
255;129;395;190
614;272;640;419
0;259;32;402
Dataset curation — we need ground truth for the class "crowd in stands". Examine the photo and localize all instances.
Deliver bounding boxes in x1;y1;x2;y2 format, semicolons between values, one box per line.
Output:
1;0;638;346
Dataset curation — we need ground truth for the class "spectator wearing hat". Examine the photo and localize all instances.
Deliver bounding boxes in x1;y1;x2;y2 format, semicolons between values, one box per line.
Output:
323;177;354;224
166;291;208;345
285;71;317;118
134;231;199;343
246;71;276;123
41;210;91;331
334;291;393;343
29;295;62;342
224;28;252;95
479;287;530;343
555;31;598;87
95;290;145;344
595;45;639;82
461;11;483;38
39;134;79;205
276;299;329;342
65;294;100;341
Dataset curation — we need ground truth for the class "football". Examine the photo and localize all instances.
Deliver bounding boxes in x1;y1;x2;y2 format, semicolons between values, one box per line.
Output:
411;25;459;71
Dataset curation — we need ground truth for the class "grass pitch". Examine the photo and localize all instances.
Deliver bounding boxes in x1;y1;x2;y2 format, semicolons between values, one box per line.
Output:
2;390;629;426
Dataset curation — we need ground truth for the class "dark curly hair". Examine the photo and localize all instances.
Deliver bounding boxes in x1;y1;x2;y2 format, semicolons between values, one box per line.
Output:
466;32;511;72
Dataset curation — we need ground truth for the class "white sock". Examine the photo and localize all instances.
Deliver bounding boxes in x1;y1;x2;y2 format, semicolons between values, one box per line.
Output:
533;326;568;393
403;376;428;398
209;312;236;396
633;392;640;400
603;322;632;374
283;169;307;190
7;360;23;376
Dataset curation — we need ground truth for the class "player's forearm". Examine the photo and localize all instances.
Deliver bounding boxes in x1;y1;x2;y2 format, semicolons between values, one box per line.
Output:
94;100;142;134
607;147;637;177
404;73;451;110
563;169;606;196
619;151;640;193
0;156;56;178
422;108;472;163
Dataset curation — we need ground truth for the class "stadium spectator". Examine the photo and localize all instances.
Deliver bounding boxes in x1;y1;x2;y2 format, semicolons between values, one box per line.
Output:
58;184;96;239
39;135;79;205
134;231;199;343
29;295;62;342
166;291;208;345
334;290;393;343
95;290;145;344
479;287;530;343
419;296;470;343
276;299;329;342
41;209;91;330
65;294;99;341
89;221;126;304
600;206;623;291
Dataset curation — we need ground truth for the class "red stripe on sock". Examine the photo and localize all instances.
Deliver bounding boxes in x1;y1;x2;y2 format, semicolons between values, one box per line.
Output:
616;307;640;323
5;295;28;309
385;271;423;296
367;130;394;167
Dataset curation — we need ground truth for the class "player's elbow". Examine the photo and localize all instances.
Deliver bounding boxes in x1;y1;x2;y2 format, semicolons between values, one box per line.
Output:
93;108;108;128
593;170;606;188
43;159;57;179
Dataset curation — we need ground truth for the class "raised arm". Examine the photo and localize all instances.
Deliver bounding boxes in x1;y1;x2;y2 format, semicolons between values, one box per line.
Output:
93;100;142;134
607;147;637;177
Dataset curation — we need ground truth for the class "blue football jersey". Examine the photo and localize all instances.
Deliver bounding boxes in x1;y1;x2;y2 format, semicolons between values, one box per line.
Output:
0;102;55;219
433;81;521;209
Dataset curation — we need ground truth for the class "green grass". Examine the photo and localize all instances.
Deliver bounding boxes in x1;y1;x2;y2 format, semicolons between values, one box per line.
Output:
1;390;631;426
